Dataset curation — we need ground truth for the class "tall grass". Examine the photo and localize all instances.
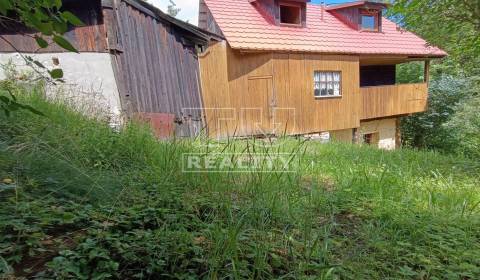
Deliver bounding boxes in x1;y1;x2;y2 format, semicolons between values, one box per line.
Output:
1;86;479;279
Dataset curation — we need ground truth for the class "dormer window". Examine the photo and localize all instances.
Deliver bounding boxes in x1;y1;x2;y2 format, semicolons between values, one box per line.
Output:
326;1;387;32
360;9;380;31
251;0;308;27
279;4;302;26
361;14;376;30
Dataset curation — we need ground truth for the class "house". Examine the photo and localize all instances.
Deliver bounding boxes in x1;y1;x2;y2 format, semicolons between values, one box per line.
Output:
0;0;220;137
197;0;447;149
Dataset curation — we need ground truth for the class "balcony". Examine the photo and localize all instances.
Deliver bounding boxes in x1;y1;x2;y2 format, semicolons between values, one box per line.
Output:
360;82;428;120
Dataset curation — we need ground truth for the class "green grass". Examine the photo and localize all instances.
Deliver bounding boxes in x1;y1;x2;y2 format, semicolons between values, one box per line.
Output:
1;88;479;279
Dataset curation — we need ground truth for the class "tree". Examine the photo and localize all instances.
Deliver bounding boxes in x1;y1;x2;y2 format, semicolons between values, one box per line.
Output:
391;0;480;154
167;0;180;17
0;0;83;116
389;0;480;76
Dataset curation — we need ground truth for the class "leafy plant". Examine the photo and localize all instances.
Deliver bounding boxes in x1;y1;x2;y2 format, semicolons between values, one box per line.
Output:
1;84;479;279
0;0;84;116
0;79;44;116
400;75;473;151
167;0;181;17
389;0;480;76
445;94;480;159
391;1;480;156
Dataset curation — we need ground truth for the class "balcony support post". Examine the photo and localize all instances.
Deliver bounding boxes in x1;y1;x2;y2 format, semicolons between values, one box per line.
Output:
424;60;430;85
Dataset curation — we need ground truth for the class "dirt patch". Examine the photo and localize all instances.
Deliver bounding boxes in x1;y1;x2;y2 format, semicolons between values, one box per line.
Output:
301;174;336;192
12;229;86;278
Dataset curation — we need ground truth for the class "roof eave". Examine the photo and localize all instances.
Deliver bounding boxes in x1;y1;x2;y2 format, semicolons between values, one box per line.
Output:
230;46;447;58
325;1;390;11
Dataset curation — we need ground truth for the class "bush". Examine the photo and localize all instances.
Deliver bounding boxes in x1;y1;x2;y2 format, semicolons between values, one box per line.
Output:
400;75;473;152
445;94;480;159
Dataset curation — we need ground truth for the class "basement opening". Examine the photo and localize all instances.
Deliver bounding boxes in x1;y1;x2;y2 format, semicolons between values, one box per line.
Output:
363;133;379;146
280;4;301;25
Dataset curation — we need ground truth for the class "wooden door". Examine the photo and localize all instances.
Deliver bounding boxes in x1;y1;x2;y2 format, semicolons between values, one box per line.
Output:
240;76;274;136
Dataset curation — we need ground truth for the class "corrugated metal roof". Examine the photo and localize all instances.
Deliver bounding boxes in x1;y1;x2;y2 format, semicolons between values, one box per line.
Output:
203;0;447;57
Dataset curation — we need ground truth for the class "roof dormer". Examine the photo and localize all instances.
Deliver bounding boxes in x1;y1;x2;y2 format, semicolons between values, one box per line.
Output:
250;0;310;28
326;1;389;32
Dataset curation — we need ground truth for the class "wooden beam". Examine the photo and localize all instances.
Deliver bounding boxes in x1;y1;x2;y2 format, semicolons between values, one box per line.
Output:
424;60;430;85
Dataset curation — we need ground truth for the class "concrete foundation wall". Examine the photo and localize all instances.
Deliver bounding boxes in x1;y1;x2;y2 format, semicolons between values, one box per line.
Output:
0;52;122;125
359;118;397;150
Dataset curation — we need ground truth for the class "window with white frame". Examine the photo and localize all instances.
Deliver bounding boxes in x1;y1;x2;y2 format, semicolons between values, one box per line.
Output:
314;71;341;97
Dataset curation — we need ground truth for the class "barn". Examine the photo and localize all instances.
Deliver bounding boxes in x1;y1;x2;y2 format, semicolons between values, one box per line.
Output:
0;0;221;137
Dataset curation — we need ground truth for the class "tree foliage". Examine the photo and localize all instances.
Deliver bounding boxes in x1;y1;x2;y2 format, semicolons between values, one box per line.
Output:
392;0;480;157
0;0;84;116
167;0;180;17
390;0;480;76
445;94;480;159
396;62;424;84
400;76;472;151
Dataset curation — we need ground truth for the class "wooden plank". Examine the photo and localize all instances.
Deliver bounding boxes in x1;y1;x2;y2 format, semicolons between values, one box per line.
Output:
119;1;141;113
199;44;363;138
198;41;232;138
424;60;430;85
151;20;170;114
360;83;428;120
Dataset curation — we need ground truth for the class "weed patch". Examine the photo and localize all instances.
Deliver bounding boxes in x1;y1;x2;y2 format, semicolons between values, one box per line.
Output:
1;90;479;279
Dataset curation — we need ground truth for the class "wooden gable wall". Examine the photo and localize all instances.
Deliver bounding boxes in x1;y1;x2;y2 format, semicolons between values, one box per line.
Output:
199;41;361;138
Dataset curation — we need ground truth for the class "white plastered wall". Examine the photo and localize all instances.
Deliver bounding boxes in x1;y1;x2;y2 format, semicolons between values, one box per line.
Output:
359;118;397;150
0;52;122;126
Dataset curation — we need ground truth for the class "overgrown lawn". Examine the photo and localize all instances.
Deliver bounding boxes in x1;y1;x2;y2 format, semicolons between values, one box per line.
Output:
1;90;479;279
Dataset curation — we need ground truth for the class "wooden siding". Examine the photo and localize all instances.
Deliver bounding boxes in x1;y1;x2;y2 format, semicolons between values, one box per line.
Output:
198;41;233;137
199;42;361;138
0;0;107;53
329;8;359;30
360;83;428;120
107;0;205;137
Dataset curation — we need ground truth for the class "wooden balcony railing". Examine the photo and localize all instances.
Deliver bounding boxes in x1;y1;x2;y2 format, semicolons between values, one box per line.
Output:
360;83;428;120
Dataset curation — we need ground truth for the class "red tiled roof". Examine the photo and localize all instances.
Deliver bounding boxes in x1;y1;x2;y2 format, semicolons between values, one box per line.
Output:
203;0;447;57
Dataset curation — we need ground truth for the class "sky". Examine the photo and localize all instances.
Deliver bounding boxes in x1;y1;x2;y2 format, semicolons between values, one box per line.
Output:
149;0;355;26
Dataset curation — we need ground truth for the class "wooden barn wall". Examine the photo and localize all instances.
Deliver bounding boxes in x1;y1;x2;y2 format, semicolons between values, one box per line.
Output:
0;0;107;53
199;42;361;138
107;0;204;137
